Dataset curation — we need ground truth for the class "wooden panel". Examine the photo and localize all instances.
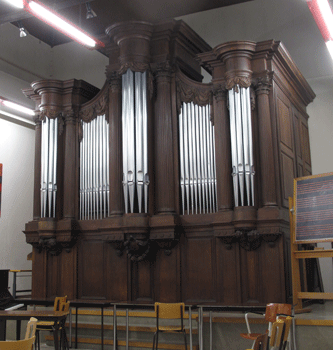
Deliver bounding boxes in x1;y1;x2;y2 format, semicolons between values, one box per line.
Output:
240;249;261;304
278;98;293;150
260;239;285;302
183;234;216;303
154;244;180;302
78;240;106;299
32;248;47;298
106;245;128;301
281;152;295;205
216;238;241;304
47;253;59;298
300;119;311;169
59;247;77;299
131;259;154;302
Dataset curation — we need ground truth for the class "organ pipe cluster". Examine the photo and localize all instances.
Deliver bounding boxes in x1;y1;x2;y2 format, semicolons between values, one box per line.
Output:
122;69;149;214
40;117;58;218
79;114;110;219
179;102;218;215
228;85;255;207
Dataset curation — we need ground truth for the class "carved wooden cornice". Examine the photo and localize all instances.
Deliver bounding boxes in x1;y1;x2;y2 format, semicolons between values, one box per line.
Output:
79;89;109;123
175;69;213;117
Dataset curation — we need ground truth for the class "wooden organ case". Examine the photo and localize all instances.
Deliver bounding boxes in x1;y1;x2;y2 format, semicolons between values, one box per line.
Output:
23;20;315;305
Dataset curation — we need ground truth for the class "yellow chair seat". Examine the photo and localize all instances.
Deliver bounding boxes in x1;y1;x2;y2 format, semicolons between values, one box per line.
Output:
156;325;183;332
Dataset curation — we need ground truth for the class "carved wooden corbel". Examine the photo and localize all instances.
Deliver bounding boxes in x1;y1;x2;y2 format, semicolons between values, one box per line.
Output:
237;229;262;251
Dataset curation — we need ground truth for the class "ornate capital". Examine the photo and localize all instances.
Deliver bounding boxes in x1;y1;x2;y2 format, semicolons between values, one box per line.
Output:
253;73;273;95
63;110;76;124
107;71;122;93
226;76;251;91
152;61;173;78
213;85;227;102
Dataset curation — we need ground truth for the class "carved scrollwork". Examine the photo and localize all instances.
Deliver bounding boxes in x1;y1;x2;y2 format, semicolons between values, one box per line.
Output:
226;76;251;91
79;90;109;123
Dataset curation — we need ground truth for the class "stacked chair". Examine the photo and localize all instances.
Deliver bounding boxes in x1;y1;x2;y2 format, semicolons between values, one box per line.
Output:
0;317;37;350
35;296;70;350
241;303;292;350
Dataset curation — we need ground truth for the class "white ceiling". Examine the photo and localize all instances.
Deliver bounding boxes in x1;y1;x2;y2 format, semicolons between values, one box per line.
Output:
1;0;333;115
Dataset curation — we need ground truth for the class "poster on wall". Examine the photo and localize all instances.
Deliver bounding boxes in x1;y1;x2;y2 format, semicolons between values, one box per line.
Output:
0;163;2;217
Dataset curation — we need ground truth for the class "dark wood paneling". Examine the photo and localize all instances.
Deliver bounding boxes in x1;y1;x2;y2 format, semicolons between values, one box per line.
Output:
47;253;59;298
155;244;181;302
240;249;261;304
32;248;47;298
216;238;241;304
78;240;106;299
131;259;154;302
183;234;216;303
106;245;128;301
59;247;77;299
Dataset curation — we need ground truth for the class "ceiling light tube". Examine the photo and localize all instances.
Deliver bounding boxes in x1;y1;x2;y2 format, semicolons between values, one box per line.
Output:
307;0;333;41
0;97;35;116
23;0;105;48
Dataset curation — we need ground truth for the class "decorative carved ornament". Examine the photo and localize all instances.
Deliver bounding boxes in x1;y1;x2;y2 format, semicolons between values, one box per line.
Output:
79;90;109;123
123;234;151;262
175;69;213;118
253;72;274;95
118;62;150;76
39;108;62;121
226;76;251;91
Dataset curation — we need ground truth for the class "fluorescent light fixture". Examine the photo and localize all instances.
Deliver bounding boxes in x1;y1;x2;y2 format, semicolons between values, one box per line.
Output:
4;0;24;8
0;110;35;126
23;0;105;48
307;0;333;60
0;97;35;116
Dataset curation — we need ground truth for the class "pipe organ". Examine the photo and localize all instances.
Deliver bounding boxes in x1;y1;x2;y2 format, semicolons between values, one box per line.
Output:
24;20;315;305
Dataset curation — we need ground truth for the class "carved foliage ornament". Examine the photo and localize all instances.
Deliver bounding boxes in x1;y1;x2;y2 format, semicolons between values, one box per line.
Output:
175;72;213;121
79;90;109;123
226;76;252;91
118;62;150;76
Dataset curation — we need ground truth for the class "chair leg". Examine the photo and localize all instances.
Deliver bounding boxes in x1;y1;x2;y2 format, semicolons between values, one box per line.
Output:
183;330;187;350
35;329;40;350
156;331;159;350
152;332;156;350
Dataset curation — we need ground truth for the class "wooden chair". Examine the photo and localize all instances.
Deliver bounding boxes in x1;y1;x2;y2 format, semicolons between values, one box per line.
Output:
270;316;293;350
0;317;37;350
152;302;187;350
246;333;268;350
35;297;69;350
240;303;292;349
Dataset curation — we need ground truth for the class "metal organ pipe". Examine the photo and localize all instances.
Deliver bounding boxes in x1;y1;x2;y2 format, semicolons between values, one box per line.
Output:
80;115;109;220
179;102;217;215
228;85;255;207
122;69;149;214
40;116;58;218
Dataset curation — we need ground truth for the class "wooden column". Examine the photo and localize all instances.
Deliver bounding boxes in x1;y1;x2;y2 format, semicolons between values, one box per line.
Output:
213;87;233;210
33;117;42;220
108;72;123;216
63;111;77;218
153;62;176;214
255;75;278;207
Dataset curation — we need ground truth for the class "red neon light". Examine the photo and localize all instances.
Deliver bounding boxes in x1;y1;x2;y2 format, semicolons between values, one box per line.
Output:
307;0;333;42
22;0;105;49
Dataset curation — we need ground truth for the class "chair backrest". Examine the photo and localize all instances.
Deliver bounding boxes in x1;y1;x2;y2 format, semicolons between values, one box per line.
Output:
265;303;292;323
154;302;185;319
25;317;37;339
59;301;70;313
270;316;292;349
53;296;67;311
253;333;268;350
0;336;35;350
